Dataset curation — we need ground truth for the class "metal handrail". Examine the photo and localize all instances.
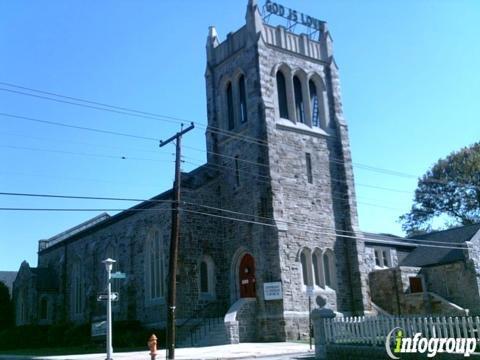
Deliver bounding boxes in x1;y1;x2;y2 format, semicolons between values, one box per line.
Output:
176;301;227;346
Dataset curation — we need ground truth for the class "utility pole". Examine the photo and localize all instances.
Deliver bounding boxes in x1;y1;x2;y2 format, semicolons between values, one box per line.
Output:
159;122;195;360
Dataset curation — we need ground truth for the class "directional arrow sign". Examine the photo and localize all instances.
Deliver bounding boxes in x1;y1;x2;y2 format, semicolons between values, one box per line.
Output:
111;272;126;279
97;292;119;302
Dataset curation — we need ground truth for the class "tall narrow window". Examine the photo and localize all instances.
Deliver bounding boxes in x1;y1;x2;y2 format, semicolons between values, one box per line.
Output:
200;261;209;293
146;229;165;300
235;155;240;187
276;71;289;119
309;80;320;127
312;252;320;286
300;248;313;286
301;252;309;285
71;261;84;315
323;249;336;289
312;249;325;288
226;82;234;130
40;297;48;320
293;76;305;123
239;75;248;123
199;255;215;298
306;153;313;184
323;254;331;287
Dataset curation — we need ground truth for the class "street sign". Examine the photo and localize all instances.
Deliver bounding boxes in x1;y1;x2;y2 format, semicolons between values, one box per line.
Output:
97;292;119;302
306;286;315;297
111;272;126;279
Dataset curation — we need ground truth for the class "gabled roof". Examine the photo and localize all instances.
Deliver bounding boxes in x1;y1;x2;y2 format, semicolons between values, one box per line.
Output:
362;232;416;249
400;223;480;267
0;271;17;296
38;164;217;254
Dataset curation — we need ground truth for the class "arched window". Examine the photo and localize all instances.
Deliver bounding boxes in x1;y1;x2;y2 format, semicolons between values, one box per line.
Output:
323;249;336;289
300;248;313;286
312;249;325;288
276;71;289;119
199;255;215;298
293;76;305;123
226;82;235;130
146;229;165;300
309;80;320;127
71;261;84;316
238;75;248;123
40;297;48;320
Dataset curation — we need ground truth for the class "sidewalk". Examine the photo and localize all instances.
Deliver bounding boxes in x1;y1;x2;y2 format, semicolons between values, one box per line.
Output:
0;342;313;360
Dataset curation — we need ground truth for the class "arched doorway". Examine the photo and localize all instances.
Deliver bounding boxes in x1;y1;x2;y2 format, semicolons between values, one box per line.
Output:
239;253;256;298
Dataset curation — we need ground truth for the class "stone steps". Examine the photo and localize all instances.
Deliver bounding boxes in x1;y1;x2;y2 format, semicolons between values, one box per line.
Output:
177;317;228;348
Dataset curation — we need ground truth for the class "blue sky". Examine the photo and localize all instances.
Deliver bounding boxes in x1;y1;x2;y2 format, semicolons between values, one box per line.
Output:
1;0;479;271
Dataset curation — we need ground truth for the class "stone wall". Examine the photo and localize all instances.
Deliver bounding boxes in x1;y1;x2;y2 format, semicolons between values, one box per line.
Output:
423;261;480;314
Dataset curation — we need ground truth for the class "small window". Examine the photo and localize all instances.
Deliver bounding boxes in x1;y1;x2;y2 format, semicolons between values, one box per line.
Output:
306;153;313;184
373;247;391;268
199;256;215;297
382;250;389;267
234;156;240;187
374;250;381;267
276;71;289;119
226;82;234;130
309;80;320;127
239;75;248;123
293;76;305;123
40;297;48;320
409;277;423;293
200;261;209;293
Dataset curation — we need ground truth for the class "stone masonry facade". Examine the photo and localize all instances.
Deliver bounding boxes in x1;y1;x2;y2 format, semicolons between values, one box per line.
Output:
13;0;372;342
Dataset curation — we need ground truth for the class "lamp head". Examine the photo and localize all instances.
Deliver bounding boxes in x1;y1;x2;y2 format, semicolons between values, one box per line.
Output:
102;258;116;272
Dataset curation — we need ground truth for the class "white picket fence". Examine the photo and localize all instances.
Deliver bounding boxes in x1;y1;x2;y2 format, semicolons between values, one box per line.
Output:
324;315;480;345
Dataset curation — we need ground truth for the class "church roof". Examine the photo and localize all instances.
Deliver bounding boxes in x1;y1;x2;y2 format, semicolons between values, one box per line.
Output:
400;223;480;267
38;164;217;254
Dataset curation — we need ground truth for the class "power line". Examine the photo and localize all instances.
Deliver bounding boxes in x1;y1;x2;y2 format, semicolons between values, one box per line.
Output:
0;112;159;141
0;191;464;248
2;145;173;163
0;206;465;250
0;82;270;147
3;83;477;191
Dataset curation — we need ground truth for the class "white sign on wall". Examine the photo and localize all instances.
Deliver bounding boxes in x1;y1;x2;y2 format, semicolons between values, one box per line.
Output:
263;281;283;300
91;320;107;337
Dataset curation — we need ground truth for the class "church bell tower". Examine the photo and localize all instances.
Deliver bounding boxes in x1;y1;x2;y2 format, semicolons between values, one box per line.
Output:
204;0;370;340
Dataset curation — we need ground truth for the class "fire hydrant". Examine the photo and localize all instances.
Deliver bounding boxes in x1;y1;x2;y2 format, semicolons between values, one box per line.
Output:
148;334;157;360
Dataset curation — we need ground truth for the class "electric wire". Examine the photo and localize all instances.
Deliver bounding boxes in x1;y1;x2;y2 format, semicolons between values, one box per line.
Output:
0;191;467;248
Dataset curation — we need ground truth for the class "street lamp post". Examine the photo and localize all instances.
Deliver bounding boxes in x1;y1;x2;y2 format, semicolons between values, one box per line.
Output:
102;258;116;360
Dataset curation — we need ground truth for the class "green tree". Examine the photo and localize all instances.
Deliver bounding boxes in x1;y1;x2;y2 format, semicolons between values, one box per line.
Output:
0;281;13;330
400;142;480;235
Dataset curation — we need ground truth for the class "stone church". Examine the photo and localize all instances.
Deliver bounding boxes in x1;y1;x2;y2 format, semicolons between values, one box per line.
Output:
13;0;372;343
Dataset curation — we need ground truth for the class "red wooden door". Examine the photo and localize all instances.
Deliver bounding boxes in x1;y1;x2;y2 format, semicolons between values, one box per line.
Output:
239;254;256;298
